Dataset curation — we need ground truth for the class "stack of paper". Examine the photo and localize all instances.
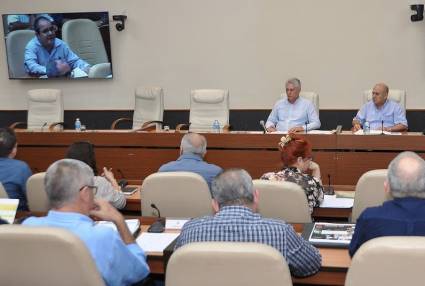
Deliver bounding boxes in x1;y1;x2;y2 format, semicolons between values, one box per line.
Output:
0;199;19;224
136;232;180;253
97;219;140;235
165;219;190;230
320;195;354;208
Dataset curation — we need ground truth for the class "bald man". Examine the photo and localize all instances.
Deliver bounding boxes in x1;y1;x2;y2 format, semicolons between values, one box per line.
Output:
158;133;223;189
352;83;407;132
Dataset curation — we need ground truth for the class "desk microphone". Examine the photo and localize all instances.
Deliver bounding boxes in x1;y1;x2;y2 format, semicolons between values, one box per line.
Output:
305;122;308;134
147;203;165;233
381;120;384;135
259;120;267;134
325;174;334;195
41;122;47;131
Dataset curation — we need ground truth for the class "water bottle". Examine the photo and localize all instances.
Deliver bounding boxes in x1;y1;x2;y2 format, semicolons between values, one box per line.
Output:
75;118;81;132
363;121;370;134
212;120;220;133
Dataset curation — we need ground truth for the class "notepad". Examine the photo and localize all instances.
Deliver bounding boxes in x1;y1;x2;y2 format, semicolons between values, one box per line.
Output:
320;195;354;208
0;199;19;224
165;219;190;230
96;219;140;235
136;232;180;253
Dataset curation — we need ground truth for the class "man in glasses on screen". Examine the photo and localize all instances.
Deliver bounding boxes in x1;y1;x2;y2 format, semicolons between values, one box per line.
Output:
24;15;91;78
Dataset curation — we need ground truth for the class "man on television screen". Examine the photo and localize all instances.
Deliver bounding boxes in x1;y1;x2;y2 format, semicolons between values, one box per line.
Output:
24;15;90;78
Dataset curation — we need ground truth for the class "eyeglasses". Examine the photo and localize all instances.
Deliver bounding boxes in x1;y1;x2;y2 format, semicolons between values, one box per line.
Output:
39;25;57;35
79;185;98;195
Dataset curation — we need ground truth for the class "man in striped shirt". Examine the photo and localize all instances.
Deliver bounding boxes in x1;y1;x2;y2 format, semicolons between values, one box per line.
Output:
175;168;321;277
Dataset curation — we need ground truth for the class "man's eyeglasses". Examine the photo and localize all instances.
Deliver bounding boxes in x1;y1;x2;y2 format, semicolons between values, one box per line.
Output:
39;25;57;35
80;185;98;195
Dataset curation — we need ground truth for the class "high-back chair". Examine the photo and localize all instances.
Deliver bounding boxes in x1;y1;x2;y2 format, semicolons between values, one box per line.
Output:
351;169;390;222
178;89;229;132
26;172;49;212
253;180;312;223
6;29;34;78
141;172;212;217
0;182;8;198
363;89;406;111
0;225;104;286
88;63;112;78
281;91;319;115
62;19;108;66
345;236;425;286
111;87;164;130
166;242;293;286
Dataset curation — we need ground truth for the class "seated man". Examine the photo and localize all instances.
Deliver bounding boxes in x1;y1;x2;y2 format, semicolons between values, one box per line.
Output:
0;128;32;211
349;151;425;256
352;83;408;132
266;78;320;133
175;168;321;277
24;15;90;77
158;133;222;189
23;159;150;285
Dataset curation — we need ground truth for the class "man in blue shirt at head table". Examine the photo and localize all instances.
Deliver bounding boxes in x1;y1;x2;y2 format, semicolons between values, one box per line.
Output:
158;132;223;190
352;83;408;132
24;15;90;78
23;159;150;286
0;128;32;211
265;77;321;133
349;151;425;257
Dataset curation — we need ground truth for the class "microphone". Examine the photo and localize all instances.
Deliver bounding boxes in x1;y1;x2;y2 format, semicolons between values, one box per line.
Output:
305;122;308;134
305;111;309;134
381;120;384;135
117;168;125;179
325;174;334;195
147;203;165;233
41;122;47;131
259;120;267;134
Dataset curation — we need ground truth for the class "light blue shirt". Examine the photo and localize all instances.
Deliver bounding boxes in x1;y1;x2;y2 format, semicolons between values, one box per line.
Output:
23;211;150;286
158;153;222;190
265;97;320;132
7;15;30;25
24;37;90;76
354;100;408;130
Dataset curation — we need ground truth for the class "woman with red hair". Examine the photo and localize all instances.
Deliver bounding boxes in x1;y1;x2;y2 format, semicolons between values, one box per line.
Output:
260;134;324;213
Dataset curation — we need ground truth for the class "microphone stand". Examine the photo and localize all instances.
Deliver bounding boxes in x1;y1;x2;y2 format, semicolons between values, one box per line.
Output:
381;120;384;135
147;203;165;233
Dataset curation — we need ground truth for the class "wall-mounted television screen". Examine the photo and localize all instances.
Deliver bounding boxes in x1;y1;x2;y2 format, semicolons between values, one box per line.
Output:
2;11;113;79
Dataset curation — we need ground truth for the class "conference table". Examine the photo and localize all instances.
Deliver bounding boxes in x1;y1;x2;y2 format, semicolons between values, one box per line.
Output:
15;129;425;185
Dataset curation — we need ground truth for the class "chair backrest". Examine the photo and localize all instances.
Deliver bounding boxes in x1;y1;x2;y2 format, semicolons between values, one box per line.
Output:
141;172;212;217
6;29;34;78
253;180;312;223
88;63;112;78
189;89;229;132
166;242;292;286
345;236;425;286
26;172;49;212
0;225;104;286
351;169;390;222
61;19;108;65
133;87;164;129
363;89;406;111
281;91;319;115
0;182;8;198
27;89;63;130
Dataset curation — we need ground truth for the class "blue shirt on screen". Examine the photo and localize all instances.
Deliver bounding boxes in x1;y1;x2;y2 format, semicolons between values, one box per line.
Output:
23;211;150;286
24;37;90;77
158;152;222;190
354;99;408;130
265;97;320;132
0;157;32;211
349;197;425;257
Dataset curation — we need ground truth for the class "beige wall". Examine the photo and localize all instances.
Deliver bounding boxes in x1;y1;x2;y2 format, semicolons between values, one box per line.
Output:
1;0;424;110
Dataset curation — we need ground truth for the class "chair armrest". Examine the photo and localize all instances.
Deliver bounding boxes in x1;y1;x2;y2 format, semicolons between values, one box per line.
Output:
111;118;132;129
133;121;165;132
176;123;190;132
9;122;27;129
48;122;64;131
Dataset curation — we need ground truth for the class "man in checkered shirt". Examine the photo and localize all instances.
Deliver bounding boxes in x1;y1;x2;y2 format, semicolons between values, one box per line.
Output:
174;168;321;277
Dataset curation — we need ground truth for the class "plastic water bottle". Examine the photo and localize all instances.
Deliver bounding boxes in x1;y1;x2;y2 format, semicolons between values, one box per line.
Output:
75;118;81;132
212;120;220;133
363;121;370;134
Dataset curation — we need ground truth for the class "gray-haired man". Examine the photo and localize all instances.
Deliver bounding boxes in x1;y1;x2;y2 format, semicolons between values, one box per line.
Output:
175;168;321;277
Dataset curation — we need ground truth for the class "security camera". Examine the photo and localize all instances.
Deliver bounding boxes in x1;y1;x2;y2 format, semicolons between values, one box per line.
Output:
112;15;127;31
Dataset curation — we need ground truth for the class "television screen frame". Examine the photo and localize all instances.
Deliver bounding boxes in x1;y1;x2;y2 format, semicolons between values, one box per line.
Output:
2;11;113;80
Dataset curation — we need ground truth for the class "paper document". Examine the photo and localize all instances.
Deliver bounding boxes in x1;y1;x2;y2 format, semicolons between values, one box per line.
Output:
0;199;19;224
305;130;336;135
97;219;140;235
320;195;354;208
354;130;401;135
165;219;190;230
136;232;180;253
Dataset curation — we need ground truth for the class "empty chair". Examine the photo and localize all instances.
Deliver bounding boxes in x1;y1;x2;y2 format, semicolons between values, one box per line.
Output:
5;29;34;78
166;242;292;286
253;180;311;223
111;87;164;130
345;236;425;286
62;19;108;66
88;63;112;78
26;172;49;212
0;183;8;198
351;169;390;222
363;89;406;111
177;89;229;132
141;172;212;217
0;225;104;286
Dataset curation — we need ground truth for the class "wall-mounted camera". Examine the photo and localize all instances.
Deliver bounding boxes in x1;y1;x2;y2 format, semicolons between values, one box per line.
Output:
112;15;127;31
411;4;424;22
